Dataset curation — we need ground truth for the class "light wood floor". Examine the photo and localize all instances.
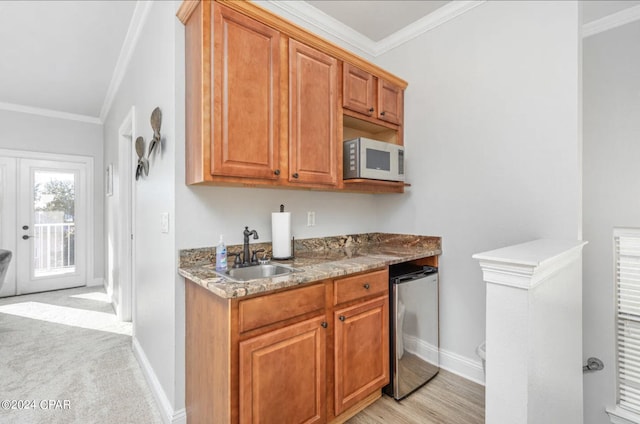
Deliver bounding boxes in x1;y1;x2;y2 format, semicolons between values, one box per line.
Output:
347;370;485;424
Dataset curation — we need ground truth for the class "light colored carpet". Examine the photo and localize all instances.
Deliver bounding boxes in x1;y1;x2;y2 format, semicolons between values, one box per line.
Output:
0;287;162;424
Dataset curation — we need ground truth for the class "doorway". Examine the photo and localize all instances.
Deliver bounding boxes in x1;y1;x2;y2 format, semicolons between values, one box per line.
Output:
0;151;92;297
107;106;135;323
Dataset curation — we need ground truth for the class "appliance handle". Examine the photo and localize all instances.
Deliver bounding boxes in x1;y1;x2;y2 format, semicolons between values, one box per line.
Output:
394;272;435;284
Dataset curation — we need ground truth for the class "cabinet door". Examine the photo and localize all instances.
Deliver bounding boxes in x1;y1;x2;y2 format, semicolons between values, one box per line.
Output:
239;315;327;424
289;39;338;186
212;4;280;179
377;79;403;125
334;296;389;415
343;63;375;116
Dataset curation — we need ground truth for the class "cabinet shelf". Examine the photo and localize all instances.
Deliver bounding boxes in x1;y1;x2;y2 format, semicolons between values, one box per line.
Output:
342;179;409;194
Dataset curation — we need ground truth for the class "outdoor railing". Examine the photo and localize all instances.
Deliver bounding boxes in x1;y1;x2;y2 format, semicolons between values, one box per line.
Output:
34;222;75;276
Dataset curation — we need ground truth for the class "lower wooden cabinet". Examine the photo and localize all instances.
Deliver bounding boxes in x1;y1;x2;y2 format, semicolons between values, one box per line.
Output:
239;316;327;424
334;296;389;416
185;269;389;424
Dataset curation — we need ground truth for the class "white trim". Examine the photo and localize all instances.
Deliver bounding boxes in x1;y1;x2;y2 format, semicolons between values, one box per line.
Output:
0;149;96;292
99;1;153;122
402;334;485;386
583;5;640;38
261;0;375;59
607;406;640;424
0;101;101;125
473;239;588;290
262;0;486;58
132;337;187;424
440;347;485;386
0;149;93;164
403;334;439;367
116;107;135;323
374;1;486;56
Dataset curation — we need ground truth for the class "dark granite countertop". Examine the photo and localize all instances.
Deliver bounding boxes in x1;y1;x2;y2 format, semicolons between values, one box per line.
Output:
178;233;441;299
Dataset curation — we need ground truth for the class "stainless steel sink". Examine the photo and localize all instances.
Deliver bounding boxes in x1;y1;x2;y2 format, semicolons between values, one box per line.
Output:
217;264;301;282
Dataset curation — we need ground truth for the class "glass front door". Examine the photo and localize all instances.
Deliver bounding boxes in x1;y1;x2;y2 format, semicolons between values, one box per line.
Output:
15;159;87;295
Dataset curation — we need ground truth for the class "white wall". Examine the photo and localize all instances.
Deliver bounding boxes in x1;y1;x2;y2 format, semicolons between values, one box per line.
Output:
373;1;582;376
0;109;104;282
583;21;640;424
102;0;180;418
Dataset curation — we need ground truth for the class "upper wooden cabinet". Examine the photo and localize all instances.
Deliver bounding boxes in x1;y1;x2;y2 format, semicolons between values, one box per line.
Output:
343;62;404;127
343;62;376;117
377;79;404;125
178;0;407;192
289;40;339;186
212;4;281;179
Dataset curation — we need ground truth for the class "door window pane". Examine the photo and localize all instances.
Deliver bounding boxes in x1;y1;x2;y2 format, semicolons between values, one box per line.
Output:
33;171;76;277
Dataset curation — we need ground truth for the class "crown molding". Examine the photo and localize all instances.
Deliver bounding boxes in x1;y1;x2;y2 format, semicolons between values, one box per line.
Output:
374;1;486;56
263;0;485;58
0;101;102;125
99;0;153;123
582;4;640;38
261;0;376;59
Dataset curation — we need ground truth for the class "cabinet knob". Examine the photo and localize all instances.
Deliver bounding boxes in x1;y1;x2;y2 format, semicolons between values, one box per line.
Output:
274;169;280;176
339;315;346;322
380;111;386;116
22;225;29;230
368;107;374;113
321;321;328;328
292;173;299;179
363;283;370;290
22;235;31;240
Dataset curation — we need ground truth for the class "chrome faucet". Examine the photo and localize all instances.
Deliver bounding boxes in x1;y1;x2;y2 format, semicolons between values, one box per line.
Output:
242;226;259;266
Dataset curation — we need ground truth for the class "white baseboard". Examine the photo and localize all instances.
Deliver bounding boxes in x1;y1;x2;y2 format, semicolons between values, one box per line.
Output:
403;334;439;364
404;335;485;386
132;337;187;424
87;277;104;287
440;347;485;386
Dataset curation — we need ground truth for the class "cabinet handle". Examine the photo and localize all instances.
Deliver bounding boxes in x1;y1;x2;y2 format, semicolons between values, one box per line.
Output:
274;169;280;176
380;111;386;116
339;315;346;322
363;283;370;290
368;107;374;113
292;173;299;179
321;322;328;328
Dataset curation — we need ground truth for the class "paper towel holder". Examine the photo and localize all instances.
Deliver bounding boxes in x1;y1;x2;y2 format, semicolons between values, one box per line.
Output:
272;236;295;261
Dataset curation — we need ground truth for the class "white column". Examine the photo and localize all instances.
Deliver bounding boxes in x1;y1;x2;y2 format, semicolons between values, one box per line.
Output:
473;239;587;424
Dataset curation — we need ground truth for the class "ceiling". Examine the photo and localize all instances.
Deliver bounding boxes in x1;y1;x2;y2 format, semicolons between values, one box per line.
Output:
0;0;135;120
307;0;450;41
0;1;638;123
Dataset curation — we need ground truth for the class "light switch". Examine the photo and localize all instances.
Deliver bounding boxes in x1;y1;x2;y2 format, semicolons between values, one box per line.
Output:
161;212;170;233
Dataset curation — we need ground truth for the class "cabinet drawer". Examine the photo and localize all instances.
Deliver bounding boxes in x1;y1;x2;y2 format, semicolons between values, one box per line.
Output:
334;269;388;305
239;283;325;333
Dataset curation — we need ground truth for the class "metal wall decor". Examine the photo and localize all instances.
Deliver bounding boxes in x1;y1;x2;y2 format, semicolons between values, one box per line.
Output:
135;136;148;180
149;107;162;156
135;107;163;181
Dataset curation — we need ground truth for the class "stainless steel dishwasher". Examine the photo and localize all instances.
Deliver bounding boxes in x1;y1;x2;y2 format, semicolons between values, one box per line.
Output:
384;263;439;400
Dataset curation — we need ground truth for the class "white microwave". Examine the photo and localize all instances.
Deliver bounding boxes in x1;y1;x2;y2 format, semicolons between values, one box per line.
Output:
343;137;405;182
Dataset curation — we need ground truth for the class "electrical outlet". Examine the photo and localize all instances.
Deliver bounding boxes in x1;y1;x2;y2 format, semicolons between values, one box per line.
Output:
307;211;316;227
161;212;170;233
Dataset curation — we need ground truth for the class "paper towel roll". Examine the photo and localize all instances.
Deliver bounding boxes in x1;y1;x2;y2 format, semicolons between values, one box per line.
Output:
272;212;292;259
